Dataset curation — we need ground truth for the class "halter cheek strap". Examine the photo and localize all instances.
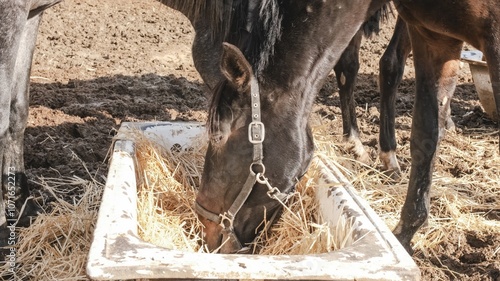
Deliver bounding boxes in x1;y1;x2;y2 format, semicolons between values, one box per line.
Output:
195;77;289;252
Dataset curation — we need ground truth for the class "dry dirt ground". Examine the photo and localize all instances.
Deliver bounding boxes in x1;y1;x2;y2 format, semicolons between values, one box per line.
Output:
10;0;500;280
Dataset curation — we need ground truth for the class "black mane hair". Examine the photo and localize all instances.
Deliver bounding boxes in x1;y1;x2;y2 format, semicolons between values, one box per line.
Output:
226;0;284;75
207;0;284;135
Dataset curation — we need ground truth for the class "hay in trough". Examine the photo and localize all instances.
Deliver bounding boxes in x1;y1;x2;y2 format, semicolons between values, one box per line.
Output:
133;130;206;252
249;163;359;255
134;124;358;255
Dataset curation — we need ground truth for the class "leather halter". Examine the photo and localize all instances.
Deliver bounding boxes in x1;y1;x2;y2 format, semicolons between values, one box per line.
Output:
195;77;289;252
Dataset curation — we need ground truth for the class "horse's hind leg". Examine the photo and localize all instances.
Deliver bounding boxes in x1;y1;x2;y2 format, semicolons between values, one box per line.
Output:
393;25;463;253
378;16;411;177
0;9;44;247
333;30;370;163
482;35;500;144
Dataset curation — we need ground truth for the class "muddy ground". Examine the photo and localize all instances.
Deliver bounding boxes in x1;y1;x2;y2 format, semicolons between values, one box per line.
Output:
17;0;500;280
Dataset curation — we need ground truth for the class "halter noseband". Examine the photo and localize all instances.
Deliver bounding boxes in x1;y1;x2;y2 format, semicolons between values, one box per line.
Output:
195;77;289;252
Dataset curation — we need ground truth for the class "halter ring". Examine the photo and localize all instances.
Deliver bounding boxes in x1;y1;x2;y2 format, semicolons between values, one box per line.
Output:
250;162;265;175
219;212;234;230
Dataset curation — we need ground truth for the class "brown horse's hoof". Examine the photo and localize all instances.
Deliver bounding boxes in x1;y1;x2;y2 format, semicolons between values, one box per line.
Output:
445;116;456;132
348;137;372;165
356;151;372;166
393;231;415;256
379;151;402;181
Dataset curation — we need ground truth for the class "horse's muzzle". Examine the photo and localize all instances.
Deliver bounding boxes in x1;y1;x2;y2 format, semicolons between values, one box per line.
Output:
219;228;244;254
199;214;249;254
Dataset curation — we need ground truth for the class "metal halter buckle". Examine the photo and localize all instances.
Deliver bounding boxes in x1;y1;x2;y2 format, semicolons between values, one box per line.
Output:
248;121;265;144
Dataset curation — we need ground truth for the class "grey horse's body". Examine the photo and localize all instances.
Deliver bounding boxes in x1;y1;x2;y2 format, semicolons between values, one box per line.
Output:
0;1;62;245
0;0;234;248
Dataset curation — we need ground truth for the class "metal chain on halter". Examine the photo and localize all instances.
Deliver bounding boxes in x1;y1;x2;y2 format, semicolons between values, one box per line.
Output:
248;78;289;203
256;173;289;202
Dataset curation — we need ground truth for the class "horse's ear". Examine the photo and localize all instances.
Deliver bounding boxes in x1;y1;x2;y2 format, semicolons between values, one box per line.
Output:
220;42;253;92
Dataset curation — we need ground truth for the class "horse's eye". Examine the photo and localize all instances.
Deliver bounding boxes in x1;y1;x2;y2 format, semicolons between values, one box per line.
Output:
267;92;276;103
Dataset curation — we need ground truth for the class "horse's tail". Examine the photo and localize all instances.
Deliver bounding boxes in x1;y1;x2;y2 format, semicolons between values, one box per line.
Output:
362;3;394;38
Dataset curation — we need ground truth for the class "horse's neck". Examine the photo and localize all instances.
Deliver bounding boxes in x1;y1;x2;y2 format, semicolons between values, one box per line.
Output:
158;0;233;36
261;1;388;120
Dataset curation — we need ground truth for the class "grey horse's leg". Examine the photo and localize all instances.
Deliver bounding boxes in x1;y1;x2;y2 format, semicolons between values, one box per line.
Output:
0;9;44;248
8;11;45;225
0;4;30;239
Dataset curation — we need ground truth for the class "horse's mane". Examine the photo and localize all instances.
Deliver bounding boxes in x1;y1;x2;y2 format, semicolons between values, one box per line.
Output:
207;0;283;136
208;80;228;137
161;0;282;74
227;0;283;75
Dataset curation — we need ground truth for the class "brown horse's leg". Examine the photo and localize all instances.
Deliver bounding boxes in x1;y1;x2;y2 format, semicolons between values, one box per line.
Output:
333;29;370;163
378;16;411;177
392;25;463;253
482;36;500;146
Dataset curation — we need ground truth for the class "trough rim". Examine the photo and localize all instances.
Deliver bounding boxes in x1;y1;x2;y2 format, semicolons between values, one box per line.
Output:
86;121;420;281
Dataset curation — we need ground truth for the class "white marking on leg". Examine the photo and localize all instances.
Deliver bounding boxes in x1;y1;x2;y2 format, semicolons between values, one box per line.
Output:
379;150;401;174
347;133;370;164
340;72;346;86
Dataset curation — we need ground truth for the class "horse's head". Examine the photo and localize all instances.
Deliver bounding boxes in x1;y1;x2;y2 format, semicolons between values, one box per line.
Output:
195;43;314;253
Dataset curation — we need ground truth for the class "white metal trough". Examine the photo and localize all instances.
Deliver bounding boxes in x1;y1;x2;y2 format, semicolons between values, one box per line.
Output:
87;121;420;280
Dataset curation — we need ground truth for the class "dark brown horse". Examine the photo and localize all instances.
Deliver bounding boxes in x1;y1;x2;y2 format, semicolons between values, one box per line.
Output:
195;0;500;254
195;0;393;253
1;0;377;250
